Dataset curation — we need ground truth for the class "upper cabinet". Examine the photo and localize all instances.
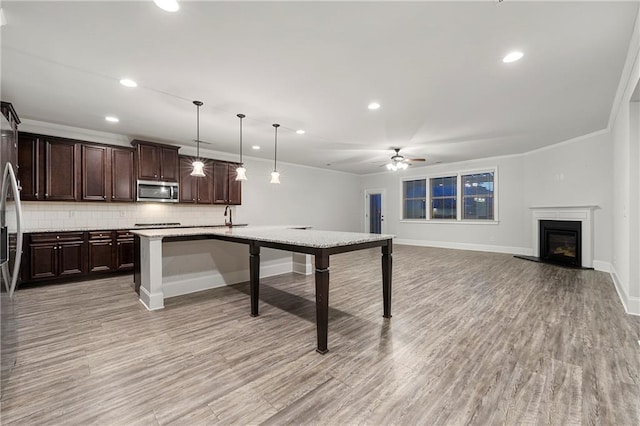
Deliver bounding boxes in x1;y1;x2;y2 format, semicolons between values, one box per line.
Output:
19;134;80;201
132;140;179;182
0;101;20;176
81;144;135;202
18;133;135;203
213;161;242;205
44;138;79;201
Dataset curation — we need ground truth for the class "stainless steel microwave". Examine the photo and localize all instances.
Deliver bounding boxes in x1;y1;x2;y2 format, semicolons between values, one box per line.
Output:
137;180;179;203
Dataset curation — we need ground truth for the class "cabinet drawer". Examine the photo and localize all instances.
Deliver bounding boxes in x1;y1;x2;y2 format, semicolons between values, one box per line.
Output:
116;230;134;239
89;231;113;240
31;232;84;243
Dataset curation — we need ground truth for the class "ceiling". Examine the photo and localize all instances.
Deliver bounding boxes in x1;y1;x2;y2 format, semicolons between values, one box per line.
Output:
1;1;638;175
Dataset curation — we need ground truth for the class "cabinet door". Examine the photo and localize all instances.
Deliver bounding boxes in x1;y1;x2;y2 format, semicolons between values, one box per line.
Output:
82;145;107;201
45;140;78;201
17;134;42;200
137;143;160;180
197;160;213;204
116;239;134;271
160;147;179;182
111;147;134;202
88;239;114;273
58;241;85;277
228;164;242;205
213;162;229;204
179;156;197;203
29;243;57;280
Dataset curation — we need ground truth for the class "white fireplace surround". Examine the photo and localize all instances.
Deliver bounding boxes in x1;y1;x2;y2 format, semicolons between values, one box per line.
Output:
530;206;598;268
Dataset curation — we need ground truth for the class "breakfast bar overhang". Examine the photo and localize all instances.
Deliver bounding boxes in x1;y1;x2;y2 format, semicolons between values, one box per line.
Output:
130;226;394;353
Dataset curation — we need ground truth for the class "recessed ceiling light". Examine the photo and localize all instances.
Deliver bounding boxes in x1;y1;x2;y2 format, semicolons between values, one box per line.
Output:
502;51;524;63
105;116;119;123
251;145;260;150
153;0;179;12
119;78;137;88
368;102;381;110
296;130;305;135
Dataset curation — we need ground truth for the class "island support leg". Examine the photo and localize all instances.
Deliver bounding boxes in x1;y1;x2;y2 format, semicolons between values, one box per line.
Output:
315;252;330;354
382;240;392;318
250;242;260;317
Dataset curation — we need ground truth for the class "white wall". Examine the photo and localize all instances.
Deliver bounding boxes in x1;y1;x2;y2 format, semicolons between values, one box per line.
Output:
610;6;640;315
359;155;528;254
523;131;613;264
360;130;614;267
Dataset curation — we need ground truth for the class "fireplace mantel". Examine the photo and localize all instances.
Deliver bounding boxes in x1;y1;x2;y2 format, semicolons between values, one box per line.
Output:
529;205;599;268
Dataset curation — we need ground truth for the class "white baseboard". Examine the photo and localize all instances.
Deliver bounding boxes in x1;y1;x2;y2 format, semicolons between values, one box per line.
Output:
592;260;611;273
394;238;532;256
162;259;293;298
610;265;640;316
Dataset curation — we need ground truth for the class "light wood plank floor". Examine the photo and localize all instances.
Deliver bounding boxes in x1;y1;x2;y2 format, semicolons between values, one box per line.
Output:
1;245;639;425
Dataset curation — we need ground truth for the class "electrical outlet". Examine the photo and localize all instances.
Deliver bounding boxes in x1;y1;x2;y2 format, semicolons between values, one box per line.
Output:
68;211;75;218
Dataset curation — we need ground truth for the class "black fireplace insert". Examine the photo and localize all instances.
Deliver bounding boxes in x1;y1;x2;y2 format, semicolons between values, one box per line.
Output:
539;220;582;267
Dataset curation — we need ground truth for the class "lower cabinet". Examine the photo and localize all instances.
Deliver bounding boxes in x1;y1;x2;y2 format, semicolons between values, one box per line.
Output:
29;232;85;281
24;230;134;284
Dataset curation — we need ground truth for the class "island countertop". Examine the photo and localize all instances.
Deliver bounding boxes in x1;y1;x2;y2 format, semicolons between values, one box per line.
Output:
129;225;394;249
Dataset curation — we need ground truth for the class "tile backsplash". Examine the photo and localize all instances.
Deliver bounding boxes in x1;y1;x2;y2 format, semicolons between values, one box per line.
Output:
16;202;229;232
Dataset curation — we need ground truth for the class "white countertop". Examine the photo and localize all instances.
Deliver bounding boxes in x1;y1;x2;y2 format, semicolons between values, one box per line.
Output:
130;225;394;249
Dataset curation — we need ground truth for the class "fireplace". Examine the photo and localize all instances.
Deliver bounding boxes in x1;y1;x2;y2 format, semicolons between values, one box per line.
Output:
539;220;581;267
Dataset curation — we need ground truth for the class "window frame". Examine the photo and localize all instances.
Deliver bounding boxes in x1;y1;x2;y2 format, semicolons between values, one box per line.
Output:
400;166;499;223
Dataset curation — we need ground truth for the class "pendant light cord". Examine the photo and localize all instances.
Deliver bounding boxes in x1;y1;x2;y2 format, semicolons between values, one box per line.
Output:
237;113;245;164
273;123;280;171
193;100;203;160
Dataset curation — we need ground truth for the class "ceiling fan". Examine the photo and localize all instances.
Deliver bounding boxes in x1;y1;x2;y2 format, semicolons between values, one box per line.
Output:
385;148;425;171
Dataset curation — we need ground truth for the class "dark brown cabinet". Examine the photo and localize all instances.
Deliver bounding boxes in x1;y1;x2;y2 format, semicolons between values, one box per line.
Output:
111;147;135;202
132;140;179;182
179;156;213;204
116;231;134;270
213;161;242;205
82;145;107;201
1;101;20;177
88;231;114;273
18;134;79;201
23;230;134;284
45;139;79;201
81;145;135;203
28;232;85;281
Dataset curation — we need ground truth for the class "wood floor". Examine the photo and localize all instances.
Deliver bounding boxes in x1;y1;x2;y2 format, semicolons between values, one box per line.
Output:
1;245;639;425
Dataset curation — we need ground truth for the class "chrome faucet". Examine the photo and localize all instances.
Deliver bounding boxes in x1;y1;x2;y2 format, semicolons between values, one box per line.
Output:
224;205;232;227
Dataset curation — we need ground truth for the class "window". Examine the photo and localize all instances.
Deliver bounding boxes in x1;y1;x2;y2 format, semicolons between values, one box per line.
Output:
403;179;426;219
401;168;497;221
462;172;494;220
430;176;457;219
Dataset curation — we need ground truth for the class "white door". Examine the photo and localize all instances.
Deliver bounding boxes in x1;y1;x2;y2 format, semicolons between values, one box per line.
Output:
364;189;385;234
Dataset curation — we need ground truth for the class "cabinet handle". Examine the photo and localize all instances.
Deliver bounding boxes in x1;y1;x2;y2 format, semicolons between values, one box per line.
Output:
117;243;120;246
154;174;158;178
56;236;60;239
109;243;112;246
45;193;48;198
112;196;115;199
103;196;106;199
35;192;38;196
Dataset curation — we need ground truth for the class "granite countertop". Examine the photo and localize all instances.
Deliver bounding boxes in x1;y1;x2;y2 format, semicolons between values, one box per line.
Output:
23;223;234;233
130;226;394;249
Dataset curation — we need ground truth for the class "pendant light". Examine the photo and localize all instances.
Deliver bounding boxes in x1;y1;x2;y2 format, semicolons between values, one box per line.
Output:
235;113;247;181
270;123;280;184
191;100;206;177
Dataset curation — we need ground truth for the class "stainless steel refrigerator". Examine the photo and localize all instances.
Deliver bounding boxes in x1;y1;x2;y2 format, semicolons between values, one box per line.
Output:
0;112;23;298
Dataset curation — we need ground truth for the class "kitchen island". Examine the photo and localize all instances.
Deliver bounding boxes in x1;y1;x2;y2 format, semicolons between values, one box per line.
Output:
130;226;394;353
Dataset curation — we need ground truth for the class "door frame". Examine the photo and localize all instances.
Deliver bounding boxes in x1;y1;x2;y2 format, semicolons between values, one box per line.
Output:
364;188;386;234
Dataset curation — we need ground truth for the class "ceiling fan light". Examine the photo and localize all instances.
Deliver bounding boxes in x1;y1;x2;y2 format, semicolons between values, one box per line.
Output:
191;160;205;177
153;0;179;12
386;163;394;171
400;162;409;170
235;165;247;181
270;171;281;184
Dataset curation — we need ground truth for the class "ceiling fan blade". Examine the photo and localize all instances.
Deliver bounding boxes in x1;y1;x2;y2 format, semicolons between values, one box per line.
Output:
405;158;426;162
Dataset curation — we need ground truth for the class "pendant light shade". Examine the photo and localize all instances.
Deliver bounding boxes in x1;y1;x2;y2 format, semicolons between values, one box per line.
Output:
191;100;206;177
235;113;247;181
271;123;280;184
